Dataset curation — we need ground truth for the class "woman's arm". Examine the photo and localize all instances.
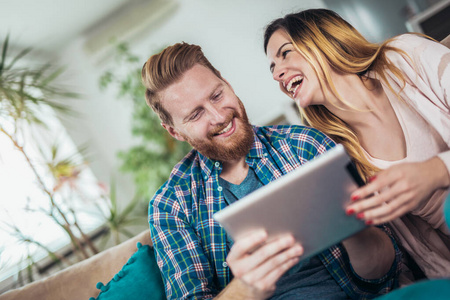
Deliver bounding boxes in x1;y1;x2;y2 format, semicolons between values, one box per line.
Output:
347;34;450;225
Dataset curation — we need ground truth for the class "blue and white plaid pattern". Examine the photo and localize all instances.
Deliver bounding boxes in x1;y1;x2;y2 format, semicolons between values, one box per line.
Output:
149;125;401;299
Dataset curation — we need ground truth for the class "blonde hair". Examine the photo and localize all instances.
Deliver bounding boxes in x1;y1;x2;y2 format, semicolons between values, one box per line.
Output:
141;42;222;126
264;9;417;181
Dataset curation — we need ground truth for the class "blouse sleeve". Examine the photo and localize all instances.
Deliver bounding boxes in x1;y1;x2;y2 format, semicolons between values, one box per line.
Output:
386;34;450;177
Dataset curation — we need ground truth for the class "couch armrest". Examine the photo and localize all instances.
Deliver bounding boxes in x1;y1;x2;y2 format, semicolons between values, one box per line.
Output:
0;230;152;300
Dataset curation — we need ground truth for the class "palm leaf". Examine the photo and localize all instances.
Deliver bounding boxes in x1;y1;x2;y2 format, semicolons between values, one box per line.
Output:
0;34;9;74
40;67;65;87
5;47;32;71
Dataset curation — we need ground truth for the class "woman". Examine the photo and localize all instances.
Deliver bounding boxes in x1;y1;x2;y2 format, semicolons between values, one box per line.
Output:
264;8;450;279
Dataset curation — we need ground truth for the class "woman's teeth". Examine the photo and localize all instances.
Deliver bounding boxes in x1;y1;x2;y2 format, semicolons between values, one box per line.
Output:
217;121;232;135
286;76;303;94
292;84;300;96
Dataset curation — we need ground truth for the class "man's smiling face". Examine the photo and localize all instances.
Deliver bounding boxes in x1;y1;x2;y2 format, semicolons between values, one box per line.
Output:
161;64;253;162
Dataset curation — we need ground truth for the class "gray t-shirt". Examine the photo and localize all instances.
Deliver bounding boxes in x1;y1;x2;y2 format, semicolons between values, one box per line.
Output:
219;168;348;299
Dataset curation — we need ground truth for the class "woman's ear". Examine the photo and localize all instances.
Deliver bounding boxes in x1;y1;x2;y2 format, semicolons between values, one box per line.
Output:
161;123;186;141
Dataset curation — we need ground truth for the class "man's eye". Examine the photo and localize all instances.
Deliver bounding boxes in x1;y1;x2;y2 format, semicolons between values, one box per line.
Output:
190;111;201;121
282;50;291;58
213;91;223;101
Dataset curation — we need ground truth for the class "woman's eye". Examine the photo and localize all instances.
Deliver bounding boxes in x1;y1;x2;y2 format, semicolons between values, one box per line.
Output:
282;50;291;58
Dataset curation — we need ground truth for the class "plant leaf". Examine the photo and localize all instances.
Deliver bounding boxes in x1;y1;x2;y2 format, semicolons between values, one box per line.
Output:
6;47;32;70
0;34;10;74
40;67;65;87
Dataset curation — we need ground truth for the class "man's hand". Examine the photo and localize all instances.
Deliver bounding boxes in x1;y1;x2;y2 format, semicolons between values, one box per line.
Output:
217;230;303;299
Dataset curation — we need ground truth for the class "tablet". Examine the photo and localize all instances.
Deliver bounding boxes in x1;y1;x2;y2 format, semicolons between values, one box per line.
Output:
213;144;366;259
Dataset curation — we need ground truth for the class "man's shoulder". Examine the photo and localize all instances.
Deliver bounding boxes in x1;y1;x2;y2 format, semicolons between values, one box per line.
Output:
255;124;332;143
155;149;199;193
168;149;199;183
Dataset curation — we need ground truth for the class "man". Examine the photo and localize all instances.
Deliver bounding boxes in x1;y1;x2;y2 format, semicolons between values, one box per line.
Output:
141;42;401;299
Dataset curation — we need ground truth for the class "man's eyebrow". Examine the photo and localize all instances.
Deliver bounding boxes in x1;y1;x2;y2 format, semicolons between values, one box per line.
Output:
208;82;223;99
182;82;223;123
270;42;292;73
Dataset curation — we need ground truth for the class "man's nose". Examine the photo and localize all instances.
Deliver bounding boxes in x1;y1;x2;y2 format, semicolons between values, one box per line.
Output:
208;105;227;125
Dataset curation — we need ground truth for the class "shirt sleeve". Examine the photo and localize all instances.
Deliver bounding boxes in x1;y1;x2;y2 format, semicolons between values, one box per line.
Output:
319;224;401;299
149;184;217;300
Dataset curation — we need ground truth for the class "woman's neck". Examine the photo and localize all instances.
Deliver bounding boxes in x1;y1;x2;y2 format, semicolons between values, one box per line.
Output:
323;75;388;132
322;74;406;160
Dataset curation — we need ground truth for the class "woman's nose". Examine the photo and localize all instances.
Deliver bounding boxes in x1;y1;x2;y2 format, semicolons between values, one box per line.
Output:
272;65;286;82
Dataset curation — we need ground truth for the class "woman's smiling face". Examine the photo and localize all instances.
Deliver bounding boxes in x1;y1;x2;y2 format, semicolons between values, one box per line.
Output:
266;29;326;108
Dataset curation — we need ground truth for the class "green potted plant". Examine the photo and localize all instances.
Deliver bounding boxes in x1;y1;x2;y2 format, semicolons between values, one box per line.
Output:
99;43;191;199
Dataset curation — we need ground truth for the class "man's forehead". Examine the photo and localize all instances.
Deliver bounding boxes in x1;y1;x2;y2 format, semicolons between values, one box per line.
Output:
167;65;221;95
160;66;224;117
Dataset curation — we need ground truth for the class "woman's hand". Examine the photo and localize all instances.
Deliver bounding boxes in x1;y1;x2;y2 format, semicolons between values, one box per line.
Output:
346;156;450;225
219;230;303;300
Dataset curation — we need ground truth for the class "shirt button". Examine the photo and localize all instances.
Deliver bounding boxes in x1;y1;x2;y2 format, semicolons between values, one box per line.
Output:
222;262;228;268
218;186;223;192
264;153;268;156
204;175;208;180
215;162;220;168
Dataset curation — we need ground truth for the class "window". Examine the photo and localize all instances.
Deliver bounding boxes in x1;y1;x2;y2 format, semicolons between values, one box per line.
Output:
0;104;109;286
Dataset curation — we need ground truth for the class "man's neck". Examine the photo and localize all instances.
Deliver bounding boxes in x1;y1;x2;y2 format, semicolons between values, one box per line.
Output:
219;157;249;185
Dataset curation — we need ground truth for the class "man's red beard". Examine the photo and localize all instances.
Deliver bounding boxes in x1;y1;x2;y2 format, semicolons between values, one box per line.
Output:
182;99;253;162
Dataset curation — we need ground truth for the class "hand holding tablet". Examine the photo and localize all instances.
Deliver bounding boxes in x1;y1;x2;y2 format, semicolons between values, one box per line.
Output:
214;144;367;260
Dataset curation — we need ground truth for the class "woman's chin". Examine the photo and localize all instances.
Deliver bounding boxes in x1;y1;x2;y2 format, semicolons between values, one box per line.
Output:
294;98;307;109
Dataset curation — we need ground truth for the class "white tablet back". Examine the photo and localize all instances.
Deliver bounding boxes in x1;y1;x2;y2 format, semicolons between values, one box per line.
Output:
213;144;366;259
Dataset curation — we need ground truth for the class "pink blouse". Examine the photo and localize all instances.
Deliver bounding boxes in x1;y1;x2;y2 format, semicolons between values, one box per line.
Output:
367;34;450;279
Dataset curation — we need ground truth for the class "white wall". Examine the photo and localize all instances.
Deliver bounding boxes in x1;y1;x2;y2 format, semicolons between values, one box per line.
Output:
56;0;326;204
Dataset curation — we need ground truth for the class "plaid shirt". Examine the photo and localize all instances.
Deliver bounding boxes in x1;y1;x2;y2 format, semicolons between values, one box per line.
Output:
149;125;401;299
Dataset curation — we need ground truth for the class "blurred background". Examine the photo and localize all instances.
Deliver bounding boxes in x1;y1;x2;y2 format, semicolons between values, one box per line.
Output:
0;0;448;293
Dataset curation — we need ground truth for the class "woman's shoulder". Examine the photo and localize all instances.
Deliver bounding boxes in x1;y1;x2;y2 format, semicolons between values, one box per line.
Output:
385;33;439;53
384;33;450;71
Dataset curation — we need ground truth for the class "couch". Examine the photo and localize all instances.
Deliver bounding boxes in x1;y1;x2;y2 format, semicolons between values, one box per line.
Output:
0;230;160;300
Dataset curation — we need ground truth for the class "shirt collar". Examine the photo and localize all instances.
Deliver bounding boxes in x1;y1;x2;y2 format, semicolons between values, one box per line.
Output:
196;126;266;179
247;126;266;159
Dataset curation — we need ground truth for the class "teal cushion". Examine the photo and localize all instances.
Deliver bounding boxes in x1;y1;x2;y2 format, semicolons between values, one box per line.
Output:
376;279;450;299
444;192;450;230
90;242;166;300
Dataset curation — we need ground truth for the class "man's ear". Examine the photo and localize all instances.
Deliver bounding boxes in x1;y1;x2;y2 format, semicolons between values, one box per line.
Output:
161;123;186;141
